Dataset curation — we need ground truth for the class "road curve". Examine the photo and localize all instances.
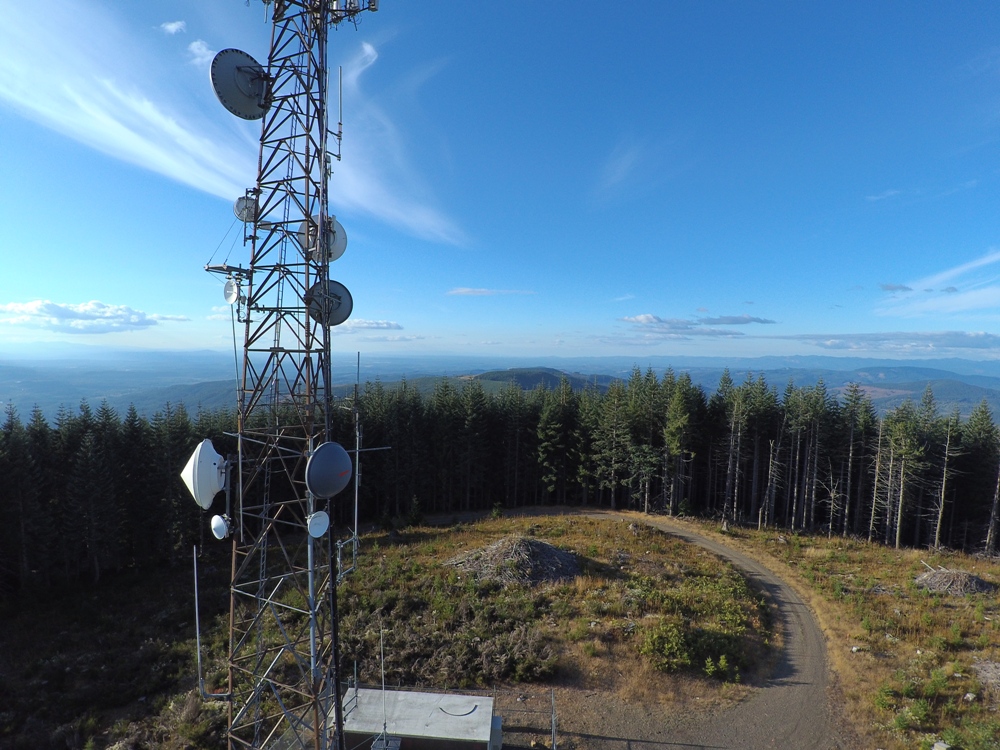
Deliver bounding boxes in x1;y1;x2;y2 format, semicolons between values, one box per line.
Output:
587;511;848;750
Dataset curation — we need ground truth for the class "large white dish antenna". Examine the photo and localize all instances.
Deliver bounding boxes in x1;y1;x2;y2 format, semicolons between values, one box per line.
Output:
305;442;352;498
297;215;347;262
304;280;353;327
180;439;226;510
211;49;268;120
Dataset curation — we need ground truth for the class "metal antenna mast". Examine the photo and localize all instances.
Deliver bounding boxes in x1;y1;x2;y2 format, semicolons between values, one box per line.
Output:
183;2;378;749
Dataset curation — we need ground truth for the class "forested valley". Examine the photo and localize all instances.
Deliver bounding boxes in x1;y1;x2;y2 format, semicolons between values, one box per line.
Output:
3;366;1000;597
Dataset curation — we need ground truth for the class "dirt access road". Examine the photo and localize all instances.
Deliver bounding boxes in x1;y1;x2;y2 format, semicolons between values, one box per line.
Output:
556;510;853;750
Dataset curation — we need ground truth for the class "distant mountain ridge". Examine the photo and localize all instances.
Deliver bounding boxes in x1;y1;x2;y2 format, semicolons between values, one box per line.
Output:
4;348;1000;421
473;367;617;392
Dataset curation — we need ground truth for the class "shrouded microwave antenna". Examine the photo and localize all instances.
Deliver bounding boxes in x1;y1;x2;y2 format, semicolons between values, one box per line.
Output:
210;514;233;540
297;214;348;262
180;439;226;510
210;48;269;120
304;279;353;326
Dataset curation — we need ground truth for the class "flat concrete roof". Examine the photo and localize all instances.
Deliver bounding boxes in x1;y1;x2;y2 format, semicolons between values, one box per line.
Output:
342;688;494;743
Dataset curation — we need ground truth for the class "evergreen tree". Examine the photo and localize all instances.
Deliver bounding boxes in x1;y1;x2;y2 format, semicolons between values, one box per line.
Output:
461;380;492;511
957;400;998;551
537;377;580;504
593;380;633;509
0;406;41;591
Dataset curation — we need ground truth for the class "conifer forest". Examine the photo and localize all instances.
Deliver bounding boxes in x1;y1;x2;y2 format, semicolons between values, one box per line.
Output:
3;367;1000;596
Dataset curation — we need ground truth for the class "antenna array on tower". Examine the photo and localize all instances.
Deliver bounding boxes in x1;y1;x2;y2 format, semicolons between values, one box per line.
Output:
181;2;378;749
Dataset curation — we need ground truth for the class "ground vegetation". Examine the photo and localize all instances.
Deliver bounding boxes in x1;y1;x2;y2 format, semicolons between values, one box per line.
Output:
0;516;770;748
694;518;1000;749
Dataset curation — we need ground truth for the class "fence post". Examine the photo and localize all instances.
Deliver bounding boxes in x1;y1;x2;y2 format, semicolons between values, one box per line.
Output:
550;689;557;750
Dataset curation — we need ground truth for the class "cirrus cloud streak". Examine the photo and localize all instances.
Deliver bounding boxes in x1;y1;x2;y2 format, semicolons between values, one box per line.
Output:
0;3;465;246
447;287;535;296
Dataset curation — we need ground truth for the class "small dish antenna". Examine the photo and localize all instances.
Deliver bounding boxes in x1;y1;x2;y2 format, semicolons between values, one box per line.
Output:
304;280;353;326
223;278;240;305
211;514;232;540
306;511;330;538
180;439;226;510
211;48;269;120
233;196;259;223
304;442;352;498
297;215;348;262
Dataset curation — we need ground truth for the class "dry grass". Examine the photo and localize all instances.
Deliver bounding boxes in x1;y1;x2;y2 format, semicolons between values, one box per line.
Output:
343;516;773;714
673;518;1000;750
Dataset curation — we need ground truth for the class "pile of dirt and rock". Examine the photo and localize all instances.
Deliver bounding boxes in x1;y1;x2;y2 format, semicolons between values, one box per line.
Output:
914;568;996;595
972;660;1000;692
446;535;580;586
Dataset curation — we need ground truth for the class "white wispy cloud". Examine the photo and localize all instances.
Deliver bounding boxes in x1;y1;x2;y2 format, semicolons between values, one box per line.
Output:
0;3;464;246
160;21;186;35
0;2;251;200
593;134;680;202
187;40;215;67
914;249;1000;290
599;140;643;192
207;304;238;321
622;314;697;331
358;334;425;343
783;330;1000;355
866;189;900;202
446;288;535;296
939;179;979;197
697;314;776;326
621;312;775;338
336;318;403;331
0;300;187;334
877;249;1000;318
330;41;466;244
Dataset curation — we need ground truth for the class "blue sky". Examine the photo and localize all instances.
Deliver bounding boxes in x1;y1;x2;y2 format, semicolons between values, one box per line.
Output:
3;2;1000;360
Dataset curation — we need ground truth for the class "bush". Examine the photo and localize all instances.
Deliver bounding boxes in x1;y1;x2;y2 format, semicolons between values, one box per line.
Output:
640;621;691;671
640;621;743;680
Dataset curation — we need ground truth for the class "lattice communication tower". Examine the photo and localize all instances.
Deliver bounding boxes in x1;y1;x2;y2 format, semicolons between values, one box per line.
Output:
181;2;378;749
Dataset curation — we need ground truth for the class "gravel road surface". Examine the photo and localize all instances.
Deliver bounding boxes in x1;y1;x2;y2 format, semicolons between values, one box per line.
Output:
560;511;852;750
